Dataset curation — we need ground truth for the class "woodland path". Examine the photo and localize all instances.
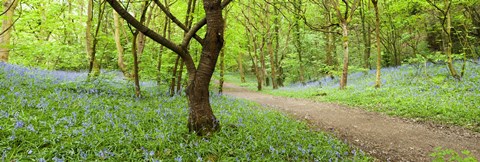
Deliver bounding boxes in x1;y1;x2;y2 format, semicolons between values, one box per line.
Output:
222;82;480;161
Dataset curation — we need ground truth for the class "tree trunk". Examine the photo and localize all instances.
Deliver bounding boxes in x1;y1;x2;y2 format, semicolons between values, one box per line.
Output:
444;0;460;80
0;0;19;62
293;0;305;85
186;0;224;136
238;52;246;83
340;22;349;89
176;60;184;94
86;0;101;77
113;11;130;78
361;0;371;70
170;56;180;96
218;45;225;93
267;4;277;89
106;0;230;136
372;0;381;88
218;9;227;93
132;32;141;97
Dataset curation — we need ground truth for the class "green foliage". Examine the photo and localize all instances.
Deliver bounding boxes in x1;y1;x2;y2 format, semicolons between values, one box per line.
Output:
0;63;371;161
233;62;480;132
430;147;478;162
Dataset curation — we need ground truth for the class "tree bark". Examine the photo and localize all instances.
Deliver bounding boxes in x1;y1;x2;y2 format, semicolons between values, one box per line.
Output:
113;11;130;78
0;0;18;62
132;32;141;97
107;0;230;136
339;22;349;89
176;60;185;94
86;0;101;77
186;0;224;135
361;0;371;70
267;4;277;89
372;0;381;88
444;0;460;80
170;56;180;96
238;52;246;83
218;44;225;93
293;0;305;85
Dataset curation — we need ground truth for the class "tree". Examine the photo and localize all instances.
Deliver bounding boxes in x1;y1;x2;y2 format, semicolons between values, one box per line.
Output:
426;0;460;80
86;0;105;77
293;0;306;85
372;0;380;88
113;11;130;78
107;0;232;135
0;0;19;62
330;0;360;89
360;0;371;70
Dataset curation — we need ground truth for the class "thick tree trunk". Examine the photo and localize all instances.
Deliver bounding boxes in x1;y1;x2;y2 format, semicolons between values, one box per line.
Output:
107;0;230;136
372;0;381;88
340;23;349;89
186;0;224;136
0;0;19;62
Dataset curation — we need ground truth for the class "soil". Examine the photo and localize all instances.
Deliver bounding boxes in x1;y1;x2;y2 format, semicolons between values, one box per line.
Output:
222;82;480;161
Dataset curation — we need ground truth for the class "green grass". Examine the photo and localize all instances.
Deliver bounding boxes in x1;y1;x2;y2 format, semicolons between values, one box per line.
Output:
0;63;370;161
224;62;480;132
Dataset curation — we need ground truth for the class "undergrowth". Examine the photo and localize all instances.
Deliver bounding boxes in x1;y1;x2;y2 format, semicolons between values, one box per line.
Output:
0;63;370;161
225;61;480;132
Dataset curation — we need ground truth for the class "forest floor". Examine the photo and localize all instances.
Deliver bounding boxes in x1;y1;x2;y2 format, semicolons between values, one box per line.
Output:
222;82;480;161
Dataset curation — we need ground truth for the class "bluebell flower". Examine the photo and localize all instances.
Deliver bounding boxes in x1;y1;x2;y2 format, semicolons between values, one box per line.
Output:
175;156;182;162
52;156;64;162
14;121;24;129
27;124;36;132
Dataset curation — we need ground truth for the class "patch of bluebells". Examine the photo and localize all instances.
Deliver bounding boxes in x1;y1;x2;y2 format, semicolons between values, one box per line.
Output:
0;63;369;161
278;60;480;131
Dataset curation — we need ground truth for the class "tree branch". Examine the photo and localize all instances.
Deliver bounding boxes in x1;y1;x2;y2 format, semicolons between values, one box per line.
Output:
181;0;233;48
106;0;187;59
153;0;204;45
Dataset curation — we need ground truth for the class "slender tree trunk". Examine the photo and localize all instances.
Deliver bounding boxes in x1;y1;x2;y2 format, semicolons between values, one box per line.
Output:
340;22;349;89
238;52;246;83
176;60;184;94
113;12;130;78
259;38;267;86
218;10;227;93
372;0;381;88
218;45;225;93
157;12;171;85
86;0;101;77
267;5;277;89
361;0;371;70
444;0;460;80
170;56;180;96
132;32;141;97
273;3;281;87
0;0;19;62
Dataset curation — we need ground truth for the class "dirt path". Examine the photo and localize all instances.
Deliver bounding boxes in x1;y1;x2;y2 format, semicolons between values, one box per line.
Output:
222;83;480;161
